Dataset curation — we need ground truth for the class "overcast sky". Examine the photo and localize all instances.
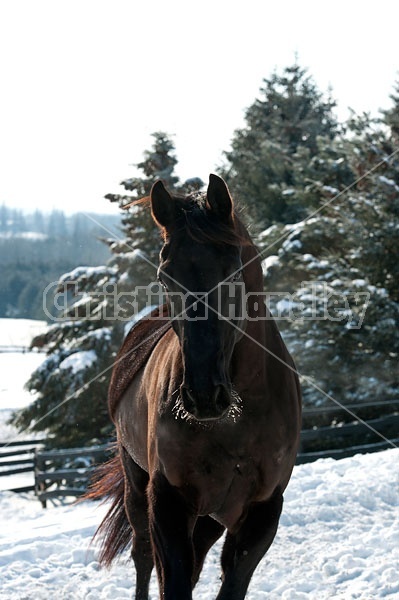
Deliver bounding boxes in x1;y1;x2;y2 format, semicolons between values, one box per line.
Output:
0;0;398;215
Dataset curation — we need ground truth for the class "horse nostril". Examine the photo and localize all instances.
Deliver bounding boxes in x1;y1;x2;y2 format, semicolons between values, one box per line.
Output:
181;386;196;415
214;385;231;413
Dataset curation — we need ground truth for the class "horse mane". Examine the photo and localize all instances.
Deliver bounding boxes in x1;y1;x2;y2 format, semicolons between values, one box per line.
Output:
124;191;251;247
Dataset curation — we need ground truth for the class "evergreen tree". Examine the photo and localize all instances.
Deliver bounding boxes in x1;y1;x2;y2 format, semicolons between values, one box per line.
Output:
104;131;203;301
9;209;27;233
48;209;67;238
257;107;399;413
105;131;202;265
342;110;399;301
223;64;341;226
33;209;45;233
382;78;399;141
0;205;8;232
11;133;201;447
220;63;398;417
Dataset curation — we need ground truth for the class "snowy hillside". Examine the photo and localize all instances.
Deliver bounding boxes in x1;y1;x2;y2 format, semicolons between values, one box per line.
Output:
0;449;398;599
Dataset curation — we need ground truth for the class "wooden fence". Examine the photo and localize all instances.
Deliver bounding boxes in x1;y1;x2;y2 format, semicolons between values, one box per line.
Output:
34;443;111;508
296;402;399;463
297;413;399;464
0;345;46;353
0;439;46;493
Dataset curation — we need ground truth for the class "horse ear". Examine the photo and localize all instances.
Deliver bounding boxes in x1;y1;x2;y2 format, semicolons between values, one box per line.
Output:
150;180;176;229
206;174;233;221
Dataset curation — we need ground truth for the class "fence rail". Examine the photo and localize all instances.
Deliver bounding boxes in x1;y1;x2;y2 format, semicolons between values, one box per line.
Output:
0;345;46;353
296;410;398;464
297;437;399;464
0;439;47;493
300;414;399;443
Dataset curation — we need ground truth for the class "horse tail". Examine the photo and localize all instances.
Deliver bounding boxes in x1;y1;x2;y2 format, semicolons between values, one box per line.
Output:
84;449;131;566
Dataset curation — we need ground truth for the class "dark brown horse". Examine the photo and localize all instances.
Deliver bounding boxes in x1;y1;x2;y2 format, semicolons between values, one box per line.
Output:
89;174;301;599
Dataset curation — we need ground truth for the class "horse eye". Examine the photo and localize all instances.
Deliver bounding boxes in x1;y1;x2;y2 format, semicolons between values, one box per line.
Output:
229;270;242;283
157;274;168;290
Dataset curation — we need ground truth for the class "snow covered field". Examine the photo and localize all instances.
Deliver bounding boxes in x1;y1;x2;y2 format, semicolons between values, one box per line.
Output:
0;318;47;350
0;321;47;406
0;318;46;440
0;320;398;598
0;449;397;599
0;352;44;413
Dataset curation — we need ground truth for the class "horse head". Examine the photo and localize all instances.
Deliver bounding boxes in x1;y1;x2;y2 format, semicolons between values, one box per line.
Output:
150;174;246;421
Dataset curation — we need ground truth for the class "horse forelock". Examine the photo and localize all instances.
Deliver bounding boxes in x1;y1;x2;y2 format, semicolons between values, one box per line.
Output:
128;188;252;248
161;192;251;248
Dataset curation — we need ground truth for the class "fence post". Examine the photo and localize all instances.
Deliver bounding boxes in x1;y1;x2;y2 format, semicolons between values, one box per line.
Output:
34;448;47;509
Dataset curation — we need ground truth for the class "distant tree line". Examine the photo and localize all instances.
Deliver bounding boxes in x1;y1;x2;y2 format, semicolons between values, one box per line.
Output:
0;209;121;319
11;65;399;447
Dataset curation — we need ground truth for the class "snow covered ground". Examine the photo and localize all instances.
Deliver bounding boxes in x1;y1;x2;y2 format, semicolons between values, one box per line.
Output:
0;319;398;598
0;318;47;415
0;449;398;599
0;352;45;414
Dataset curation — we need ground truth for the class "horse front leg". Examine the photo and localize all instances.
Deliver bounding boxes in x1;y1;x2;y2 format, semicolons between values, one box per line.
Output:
216;490;283;600
191;516;225;589
148;471;195;600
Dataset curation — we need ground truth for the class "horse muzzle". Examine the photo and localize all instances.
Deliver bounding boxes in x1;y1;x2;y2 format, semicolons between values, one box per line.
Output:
180;384;231;421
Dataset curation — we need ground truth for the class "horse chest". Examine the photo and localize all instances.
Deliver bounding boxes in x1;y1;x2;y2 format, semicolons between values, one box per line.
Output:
155;419;276;523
